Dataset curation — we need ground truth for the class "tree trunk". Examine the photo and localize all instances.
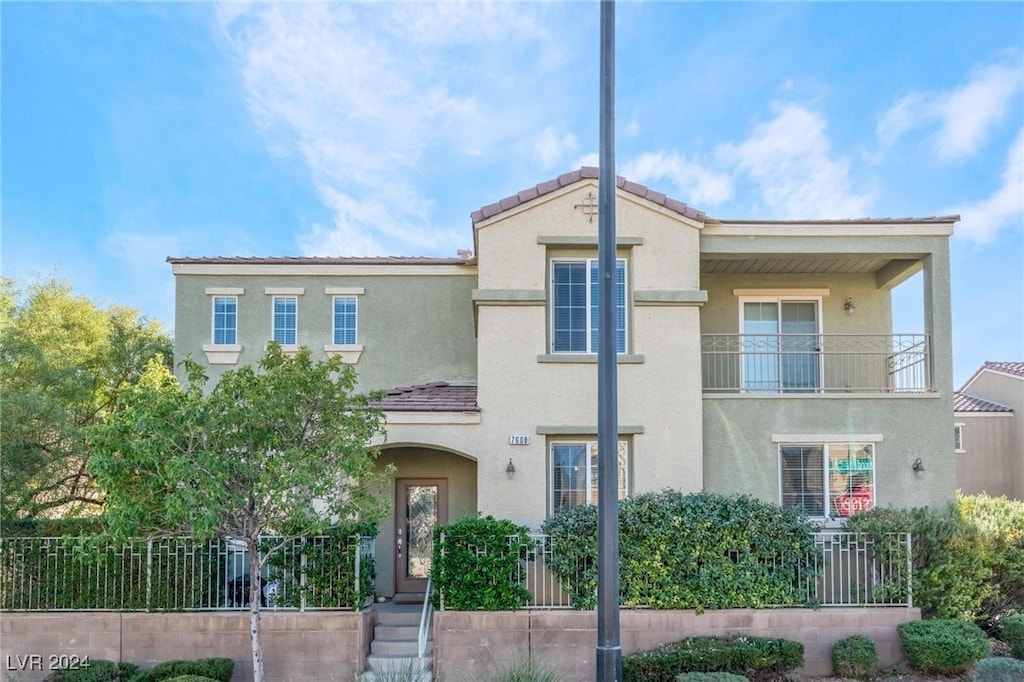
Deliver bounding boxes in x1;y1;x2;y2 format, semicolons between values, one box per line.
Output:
247;537;265;682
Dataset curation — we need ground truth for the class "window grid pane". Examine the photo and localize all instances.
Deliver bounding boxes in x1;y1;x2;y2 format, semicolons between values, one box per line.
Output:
552;440;628;513
829;444;874;517
213;297;237;345
553;263;588;352
273;297;297;345
779;445;824;516
333;297;357;345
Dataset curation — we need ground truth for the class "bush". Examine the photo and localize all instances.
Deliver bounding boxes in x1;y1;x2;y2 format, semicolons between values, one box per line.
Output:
675;674;749;682
897;619;989;675
473;656;567;681
44;660;139;682
831;634;876;680
1000;614;1024;659
163;678;221;682
432;515;534;610
543;490;818;610
621;634;804;682
954;493;1024;626
970;657;1024;682
265;523;377;609
131;658;233;682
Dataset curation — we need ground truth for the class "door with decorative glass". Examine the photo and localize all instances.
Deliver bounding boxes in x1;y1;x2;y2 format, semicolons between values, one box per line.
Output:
742;300;820;392
395;479;448;594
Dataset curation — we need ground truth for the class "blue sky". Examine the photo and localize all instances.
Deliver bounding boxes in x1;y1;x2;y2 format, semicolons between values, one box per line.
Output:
2;2;1021;386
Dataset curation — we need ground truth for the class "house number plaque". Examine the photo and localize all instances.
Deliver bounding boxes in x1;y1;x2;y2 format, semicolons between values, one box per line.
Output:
508;435;530;445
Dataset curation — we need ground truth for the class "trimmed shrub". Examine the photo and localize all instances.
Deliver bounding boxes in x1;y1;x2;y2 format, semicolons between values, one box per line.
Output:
897;619;990;676
543;490;818;610
1000;614;1024;659
971;657;1024;682
432;515;534;610
131;658;233;682
622;634;804;682
675;674;749;682
163;678;221;682
831;634;876;680
44;660;139;682
954;493;1024;627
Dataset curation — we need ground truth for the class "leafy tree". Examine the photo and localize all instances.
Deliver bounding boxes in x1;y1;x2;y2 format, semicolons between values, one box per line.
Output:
89;344;392;682
0;277;171;518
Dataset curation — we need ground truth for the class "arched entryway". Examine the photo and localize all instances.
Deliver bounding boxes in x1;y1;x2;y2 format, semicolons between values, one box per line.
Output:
373;445;477;599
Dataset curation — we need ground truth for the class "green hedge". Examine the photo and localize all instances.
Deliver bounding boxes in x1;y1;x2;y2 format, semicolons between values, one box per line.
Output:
131;658;233;682
43;660;139;682
831;634;876;680
622;635;804;682
432;515;534;610
1001;614;1024;659
542;490;818;610
896;619;990;676
265;524;377;609
675;674;748;682
971;656;1024;682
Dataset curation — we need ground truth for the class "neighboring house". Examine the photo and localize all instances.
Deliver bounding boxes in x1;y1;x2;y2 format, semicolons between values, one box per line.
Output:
169;167;959;598
954;362;1024;500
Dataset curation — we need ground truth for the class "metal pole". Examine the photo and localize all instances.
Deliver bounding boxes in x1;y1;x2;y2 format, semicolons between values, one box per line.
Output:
597;1;621;680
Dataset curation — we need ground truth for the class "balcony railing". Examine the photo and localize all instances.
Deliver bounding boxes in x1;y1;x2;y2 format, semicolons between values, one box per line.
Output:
701;333;931;393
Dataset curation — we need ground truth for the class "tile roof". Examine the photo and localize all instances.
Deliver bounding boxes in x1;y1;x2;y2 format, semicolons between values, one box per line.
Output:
979;361;1024;378
167;256;471;265
470;166;707;225
954;392;1013;413
374;382;479;412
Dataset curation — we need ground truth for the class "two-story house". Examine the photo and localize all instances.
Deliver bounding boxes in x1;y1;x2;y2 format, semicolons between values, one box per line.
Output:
954;362;1024;500
169;167;958;599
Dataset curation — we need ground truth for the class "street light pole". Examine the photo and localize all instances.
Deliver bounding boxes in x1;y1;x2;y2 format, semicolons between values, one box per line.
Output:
596;1;621;681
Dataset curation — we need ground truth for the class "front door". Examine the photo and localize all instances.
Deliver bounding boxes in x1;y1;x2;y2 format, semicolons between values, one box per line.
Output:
395;479;448;594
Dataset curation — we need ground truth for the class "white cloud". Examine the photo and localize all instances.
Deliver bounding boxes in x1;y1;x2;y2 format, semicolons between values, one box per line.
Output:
716;104;872;219
621;152;732;207
947;127;1024;245
534;126;578;169
877;59;1023;161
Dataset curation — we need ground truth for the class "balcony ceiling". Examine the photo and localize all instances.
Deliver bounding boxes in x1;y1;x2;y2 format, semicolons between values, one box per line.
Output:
700;255;895;274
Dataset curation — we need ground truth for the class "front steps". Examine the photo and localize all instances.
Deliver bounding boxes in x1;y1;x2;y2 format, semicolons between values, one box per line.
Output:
362;602;432;682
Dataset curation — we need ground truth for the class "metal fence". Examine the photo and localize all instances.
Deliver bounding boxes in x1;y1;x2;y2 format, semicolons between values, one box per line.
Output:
701;334;931;393
0;535;374;612
499;531;912;610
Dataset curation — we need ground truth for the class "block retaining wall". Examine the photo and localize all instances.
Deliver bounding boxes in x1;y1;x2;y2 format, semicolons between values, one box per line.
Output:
0;610;373;682
435;607;921;680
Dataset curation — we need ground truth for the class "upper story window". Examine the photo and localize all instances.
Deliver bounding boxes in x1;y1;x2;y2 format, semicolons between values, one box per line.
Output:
333;296;358;345
212;297;238;345
740;296;821;392
551;440;628;513
954;424;965;453
272;296;298;345
779;442;875;519
550;258;626;353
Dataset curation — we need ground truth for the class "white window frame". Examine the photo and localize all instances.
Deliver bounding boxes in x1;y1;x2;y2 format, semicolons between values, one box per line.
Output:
332;296;358;346
211;296;238;346
737;294;823;393
550;440;629;514
954;423;965;453
549;258;627;354
323;287;364;363
271;296;298;346
775;438;877;521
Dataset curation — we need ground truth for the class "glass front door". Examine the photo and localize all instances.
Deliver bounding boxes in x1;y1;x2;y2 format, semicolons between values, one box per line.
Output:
395;479;448;594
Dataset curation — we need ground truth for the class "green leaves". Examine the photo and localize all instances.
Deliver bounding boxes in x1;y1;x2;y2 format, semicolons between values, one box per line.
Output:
432;516;534;610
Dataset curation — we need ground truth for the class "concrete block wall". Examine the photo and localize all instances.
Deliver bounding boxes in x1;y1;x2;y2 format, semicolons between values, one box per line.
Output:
1;611;373;682
434;607;920;680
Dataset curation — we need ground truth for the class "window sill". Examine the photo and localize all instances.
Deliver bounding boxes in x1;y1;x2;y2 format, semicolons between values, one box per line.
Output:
202;344;242;365
537;353;644;364
324;344;363;364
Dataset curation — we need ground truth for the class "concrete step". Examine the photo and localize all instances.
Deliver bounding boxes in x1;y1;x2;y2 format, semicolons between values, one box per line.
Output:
375;609;422;627
364;655;432;681
371;639;431;656
361;671;431;682
375;624;421;639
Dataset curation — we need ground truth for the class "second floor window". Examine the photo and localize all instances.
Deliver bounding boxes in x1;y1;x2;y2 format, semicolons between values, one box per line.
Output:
551;258;626;353
333;296;357;345
273;296;297;345
212;296;237;345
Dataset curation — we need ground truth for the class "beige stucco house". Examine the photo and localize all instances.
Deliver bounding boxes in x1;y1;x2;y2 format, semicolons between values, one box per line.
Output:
954;362;1024;500
169;167;959;598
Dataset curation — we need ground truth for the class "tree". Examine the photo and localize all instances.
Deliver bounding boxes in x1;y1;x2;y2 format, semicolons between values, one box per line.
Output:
89;344;392;682
0;277;172;518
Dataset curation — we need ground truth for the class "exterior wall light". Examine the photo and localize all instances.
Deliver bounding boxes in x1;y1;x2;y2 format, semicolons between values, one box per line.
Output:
506;458;516;477
844;298;857;314
912;457;925;473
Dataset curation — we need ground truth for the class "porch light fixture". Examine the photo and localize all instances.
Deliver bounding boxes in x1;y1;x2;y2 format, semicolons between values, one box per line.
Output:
506;458;516;477
912;457;925;473
844;298;857;314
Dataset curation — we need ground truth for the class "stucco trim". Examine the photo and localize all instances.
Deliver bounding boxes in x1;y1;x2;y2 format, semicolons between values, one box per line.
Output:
264;287;305;295
201;344;242;364
733;288;830;297
537;354;645;364
204;287;244;295
771;433;884;443
384;412;482;425
175;264;476;276
537;235;644;247
325;287;366;295
472;289;546;305
537;425;645;435
323;344;364;363
634;290;708;306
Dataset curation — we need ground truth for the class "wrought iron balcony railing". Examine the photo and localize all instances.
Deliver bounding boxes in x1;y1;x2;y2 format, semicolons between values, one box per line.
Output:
701;333;931;393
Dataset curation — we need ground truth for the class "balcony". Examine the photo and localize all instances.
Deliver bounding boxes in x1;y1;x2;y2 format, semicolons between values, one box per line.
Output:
701;333;931;394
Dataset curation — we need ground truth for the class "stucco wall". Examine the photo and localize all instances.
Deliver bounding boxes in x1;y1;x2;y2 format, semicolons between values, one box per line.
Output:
956;413;1017;498
0;611;372;682
433;607;920;680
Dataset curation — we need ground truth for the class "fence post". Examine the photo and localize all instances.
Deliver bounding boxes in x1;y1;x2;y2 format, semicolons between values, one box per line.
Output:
145;539;153;611
905;532;913;609
439;531;445;612
353;535;360;610
300;542;307;612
